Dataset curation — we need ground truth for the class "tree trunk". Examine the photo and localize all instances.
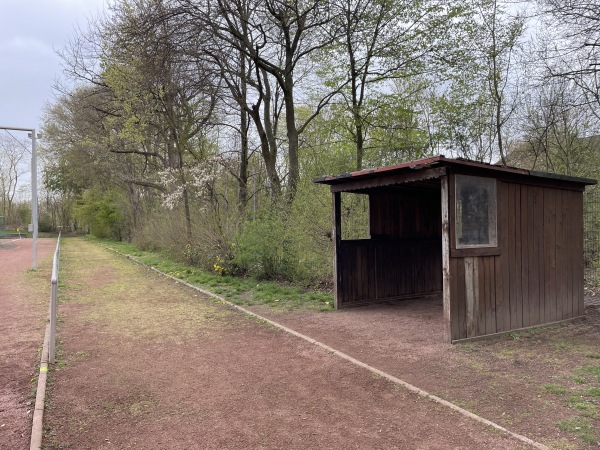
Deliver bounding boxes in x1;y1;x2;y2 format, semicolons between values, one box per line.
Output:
259;69;282;198
238;51;249;210
239;109;249;209
355;119;364;171
284;71;299;203
182;186;192;243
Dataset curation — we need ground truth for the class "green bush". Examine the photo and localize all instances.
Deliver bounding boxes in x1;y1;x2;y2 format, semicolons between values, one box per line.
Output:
287;180;333;284
75;189;126;240
232;212;298;280
38;213;54;232
133;202;238;274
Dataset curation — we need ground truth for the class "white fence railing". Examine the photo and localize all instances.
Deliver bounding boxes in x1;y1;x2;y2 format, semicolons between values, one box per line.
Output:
30;232;61;450
49;232;61;364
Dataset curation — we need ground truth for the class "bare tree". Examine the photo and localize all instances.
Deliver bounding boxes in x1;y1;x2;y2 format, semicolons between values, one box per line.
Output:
474;0;525;164
0;134;28;224
181;0;340;201
192;15;284;199
516;78;599;176
331;0;463;169
539;0;600;116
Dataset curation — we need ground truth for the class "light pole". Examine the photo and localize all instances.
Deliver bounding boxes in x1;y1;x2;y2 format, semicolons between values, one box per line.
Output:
29;130;39;270
0;125;40;270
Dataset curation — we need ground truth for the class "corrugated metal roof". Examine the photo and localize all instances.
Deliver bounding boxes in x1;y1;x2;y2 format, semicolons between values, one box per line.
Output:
313;156;597;186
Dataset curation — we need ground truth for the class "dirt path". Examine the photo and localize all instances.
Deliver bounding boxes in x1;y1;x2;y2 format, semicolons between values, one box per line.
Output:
40;238;537;449
0;238;57;449
248;298;600;449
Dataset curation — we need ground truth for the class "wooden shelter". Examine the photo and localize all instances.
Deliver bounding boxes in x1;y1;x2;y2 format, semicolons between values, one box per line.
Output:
314;156;597;343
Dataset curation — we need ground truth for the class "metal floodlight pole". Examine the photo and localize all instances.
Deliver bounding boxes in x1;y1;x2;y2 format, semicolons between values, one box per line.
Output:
0;125;39;270
31;130;39;270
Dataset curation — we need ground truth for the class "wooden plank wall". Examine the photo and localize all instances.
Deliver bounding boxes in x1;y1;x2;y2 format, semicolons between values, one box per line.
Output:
337;188;443;307
450;181;585;340
370;190;441;239
338;239;442;305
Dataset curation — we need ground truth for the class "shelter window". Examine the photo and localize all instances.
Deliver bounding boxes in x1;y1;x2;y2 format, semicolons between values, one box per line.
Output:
455;175;497;248
341;192;370;240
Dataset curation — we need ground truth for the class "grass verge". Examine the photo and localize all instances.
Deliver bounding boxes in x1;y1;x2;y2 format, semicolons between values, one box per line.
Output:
455;314;600;448
537;359;600;445
86;236;334;312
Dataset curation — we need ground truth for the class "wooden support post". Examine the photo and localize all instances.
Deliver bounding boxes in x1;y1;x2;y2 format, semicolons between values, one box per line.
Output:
465;257;480;338
333;191;342;309
441;176;452;342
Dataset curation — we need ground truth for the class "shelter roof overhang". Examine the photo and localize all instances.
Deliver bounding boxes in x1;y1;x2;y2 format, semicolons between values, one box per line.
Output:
313;156;597;193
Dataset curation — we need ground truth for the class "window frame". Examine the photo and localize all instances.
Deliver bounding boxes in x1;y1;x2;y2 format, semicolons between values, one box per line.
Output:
450;174;500;257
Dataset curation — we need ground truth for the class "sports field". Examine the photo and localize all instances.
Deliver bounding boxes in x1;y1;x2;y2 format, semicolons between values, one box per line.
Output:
0;238;56;448
13;238;538;449
3;237;599;448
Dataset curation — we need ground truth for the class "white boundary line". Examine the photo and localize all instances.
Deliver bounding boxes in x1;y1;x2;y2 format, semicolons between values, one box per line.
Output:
109;246;550;450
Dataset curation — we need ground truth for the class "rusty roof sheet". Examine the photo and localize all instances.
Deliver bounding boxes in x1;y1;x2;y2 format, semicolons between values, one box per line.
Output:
313;156;597;186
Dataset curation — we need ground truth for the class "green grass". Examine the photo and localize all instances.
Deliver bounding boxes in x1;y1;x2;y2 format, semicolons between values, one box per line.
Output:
542;384;568;395
507;331;520;340
524;326;550;337
557;417;599;445
587;388;600;398
577;364;600;383
88;237;334;312
539;361;600;445
503;324;563;341
0;228;24;234
569;400;597;413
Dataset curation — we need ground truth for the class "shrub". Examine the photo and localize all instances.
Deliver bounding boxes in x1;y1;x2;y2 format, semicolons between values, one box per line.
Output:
232;212;298;280
75;189;126;240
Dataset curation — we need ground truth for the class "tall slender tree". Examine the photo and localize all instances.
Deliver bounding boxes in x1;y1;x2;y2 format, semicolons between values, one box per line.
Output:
330;0;465;169
182;0;341;201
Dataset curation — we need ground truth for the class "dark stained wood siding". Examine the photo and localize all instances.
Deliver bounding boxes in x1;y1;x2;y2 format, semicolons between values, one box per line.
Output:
323;159;592;343
336;188;442;307
449;180;585;340
369;189;441;239
337;239;442;305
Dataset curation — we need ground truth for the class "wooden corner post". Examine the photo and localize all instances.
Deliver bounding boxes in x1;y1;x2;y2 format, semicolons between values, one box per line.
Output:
441;175;452;342
333;191;342;309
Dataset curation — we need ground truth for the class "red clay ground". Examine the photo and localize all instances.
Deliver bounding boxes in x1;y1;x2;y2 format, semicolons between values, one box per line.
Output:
4;237;599;449
249;299;600;449
0;238;56;449
41;238;535;449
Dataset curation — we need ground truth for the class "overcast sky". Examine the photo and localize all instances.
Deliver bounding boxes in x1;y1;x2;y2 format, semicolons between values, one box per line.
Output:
0;0;106;133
